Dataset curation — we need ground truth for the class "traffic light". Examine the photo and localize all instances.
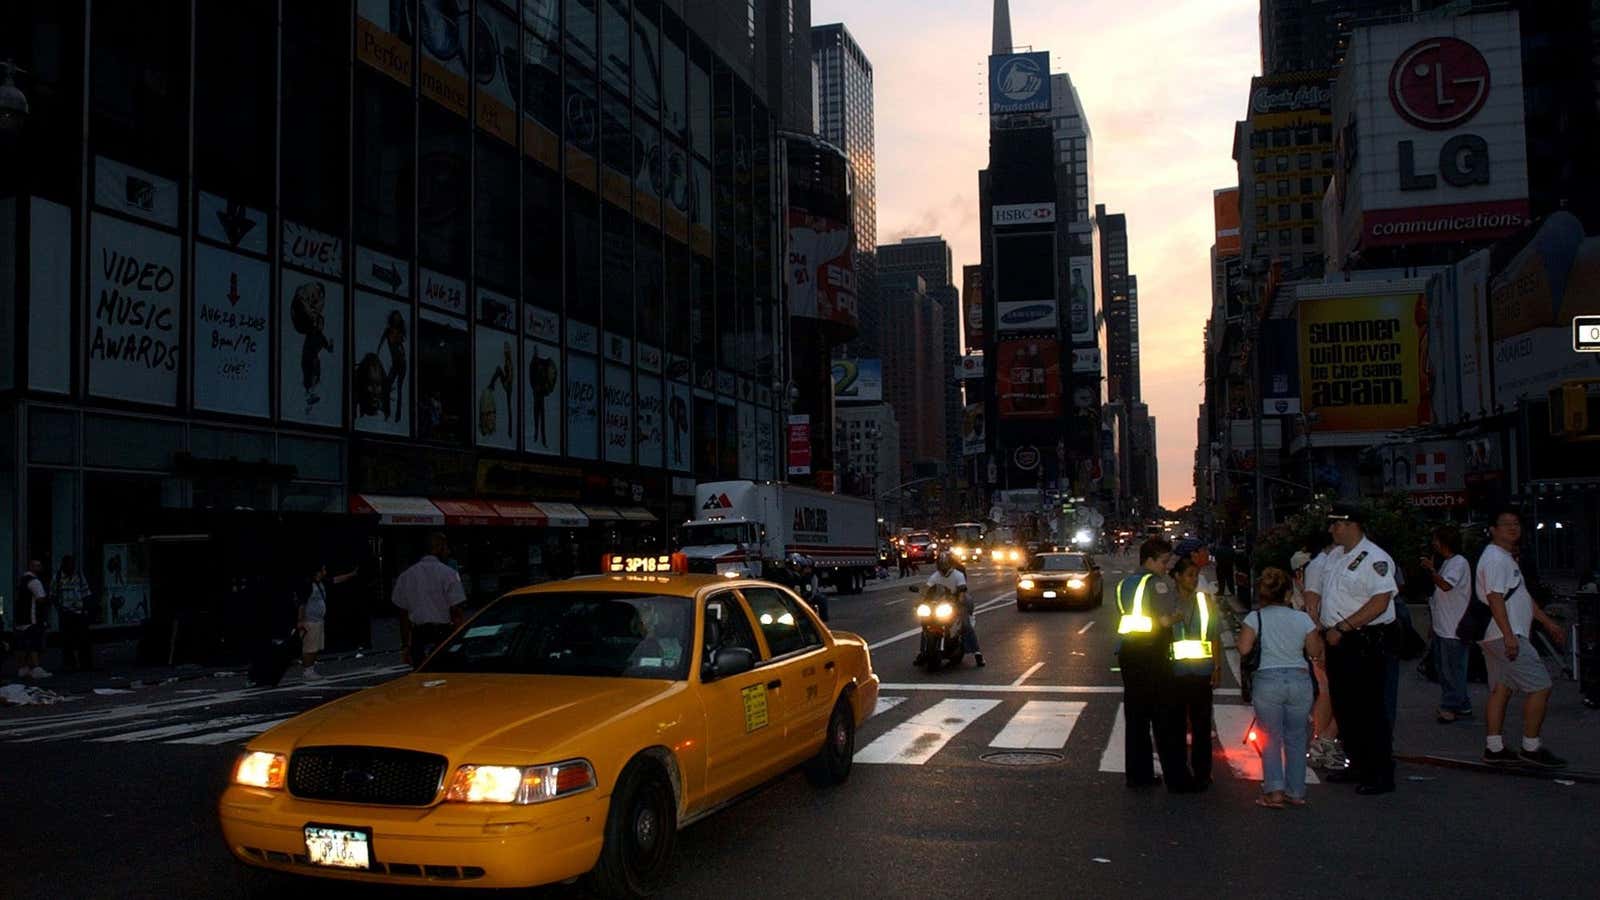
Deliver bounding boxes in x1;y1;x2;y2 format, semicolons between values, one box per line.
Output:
1548;381;1593;437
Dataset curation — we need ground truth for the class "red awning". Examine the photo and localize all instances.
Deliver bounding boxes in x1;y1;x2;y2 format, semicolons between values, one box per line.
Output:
490;501;548;526
532;502;590;528
350;495;446;526
431;499;500;526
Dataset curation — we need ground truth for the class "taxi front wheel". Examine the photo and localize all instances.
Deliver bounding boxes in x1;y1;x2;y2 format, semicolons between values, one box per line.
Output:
590;758;677;899
804;696;856;787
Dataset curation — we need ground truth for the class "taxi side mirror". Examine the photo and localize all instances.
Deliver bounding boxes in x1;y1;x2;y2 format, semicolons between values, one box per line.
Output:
705;646;755;680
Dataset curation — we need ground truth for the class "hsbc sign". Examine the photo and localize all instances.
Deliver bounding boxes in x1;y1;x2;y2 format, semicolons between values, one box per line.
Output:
992;203;1056;226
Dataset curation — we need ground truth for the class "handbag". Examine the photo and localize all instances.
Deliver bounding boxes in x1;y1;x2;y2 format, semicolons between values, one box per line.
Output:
1240;609;1265;703
1456;581;1517;642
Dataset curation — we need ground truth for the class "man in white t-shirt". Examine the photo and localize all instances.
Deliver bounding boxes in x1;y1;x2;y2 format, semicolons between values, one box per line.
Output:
924;552;982;667
1476;509;1567;768
1421;525;1472;723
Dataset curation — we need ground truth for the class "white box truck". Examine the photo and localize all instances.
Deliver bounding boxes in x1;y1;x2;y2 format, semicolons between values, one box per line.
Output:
678;480;878;593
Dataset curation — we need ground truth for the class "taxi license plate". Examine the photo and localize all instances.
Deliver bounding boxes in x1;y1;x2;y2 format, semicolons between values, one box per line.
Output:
304;825;372;870
1043;591;1057;598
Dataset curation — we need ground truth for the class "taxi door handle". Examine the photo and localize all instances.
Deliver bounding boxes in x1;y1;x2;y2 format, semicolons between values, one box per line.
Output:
767;679;783;690
824;661;836;671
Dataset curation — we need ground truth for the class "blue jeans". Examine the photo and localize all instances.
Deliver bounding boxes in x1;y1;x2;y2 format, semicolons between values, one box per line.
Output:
1431;636;1472;714
1252;668;1314;798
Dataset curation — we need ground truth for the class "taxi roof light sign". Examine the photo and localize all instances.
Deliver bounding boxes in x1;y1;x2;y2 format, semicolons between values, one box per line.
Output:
603;552;688;575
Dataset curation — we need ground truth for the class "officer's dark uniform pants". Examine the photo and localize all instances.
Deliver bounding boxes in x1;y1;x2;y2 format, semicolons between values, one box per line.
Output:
1119;638;1189;788
1326;629;1395;789
1171;674;1215;785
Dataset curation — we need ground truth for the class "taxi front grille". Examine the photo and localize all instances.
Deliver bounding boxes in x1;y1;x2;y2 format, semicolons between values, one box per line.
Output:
287;746;447;807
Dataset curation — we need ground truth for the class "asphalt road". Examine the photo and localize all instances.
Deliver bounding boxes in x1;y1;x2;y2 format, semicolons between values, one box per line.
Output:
2;556;1594;898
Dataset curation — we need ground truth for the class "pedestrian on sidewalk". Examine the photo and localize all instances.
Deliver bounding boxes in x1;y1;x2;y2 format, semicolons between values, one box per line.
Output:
298;562;360;680
392;533;467;669
1298;536;1347;770
13;559;52;680
1422;525;1473;724
52;556;96;673
1237;567;1323;809
1317;504;1398;796
1168;557;1223;792
1476;509;1567;768
1174;538;1219;598
1114;537;1188;791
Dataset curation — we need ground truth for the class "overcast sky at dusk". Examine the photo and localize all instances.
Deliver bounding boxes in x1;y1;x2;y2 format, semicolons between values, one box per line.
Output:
812;0;1260;509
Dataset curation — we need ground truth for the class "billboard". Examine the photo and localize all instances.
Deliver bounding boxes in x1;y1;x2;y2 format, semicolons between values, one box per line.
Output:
996;339;1062;420
993;202;1056;226
831;358;883;402
1068;256;1094;345
1298;293;1429;431
524;339;562;456
1259;318;1302;416
1454;249;1493;420
962;264;985;349
1489;212;1600;340
994;232;1056;333
958;353;984;380
352;290;411;435
962;403;985;456
1213;188;1242;257
1338;14;1529;250
193;243;270;418
475;329;517;450
1247;70;1333;129
786;211;858;330
988;52;1051;115
786;414;812;475
1070;347;1101;374
87;214;182;407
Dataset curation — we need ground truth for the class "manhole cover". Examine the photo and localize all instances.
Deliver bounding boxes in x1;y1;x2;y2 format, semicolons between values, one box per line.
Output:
980;750;1063;766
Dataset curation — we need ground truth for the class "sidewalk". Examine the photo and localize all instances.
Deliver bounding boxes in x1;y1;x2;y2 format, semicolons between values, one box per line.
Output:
2;617;406;704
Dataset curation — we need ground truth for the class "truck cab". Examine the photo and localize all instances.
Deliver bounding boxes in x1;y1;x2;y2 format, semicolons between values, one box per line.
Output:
675;518;764;577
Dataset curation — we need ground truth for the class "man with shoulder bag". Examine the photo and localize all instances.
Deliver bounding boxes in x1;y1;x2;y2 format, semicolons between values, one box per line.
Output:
13;559;53;680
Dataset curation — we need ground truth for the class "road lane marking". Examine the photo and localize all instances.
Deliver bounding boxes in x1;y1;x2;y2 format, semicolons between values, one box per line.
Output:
989;701;1085;750
856;698;1000;765
1011;662;1045;686
876;682;1242;696
1098;703;1162;775
871;695;908;718
1213;705;1319;784
92;713;281;743
167;717;293;745
1077;620;1096;635
866;593;1016;650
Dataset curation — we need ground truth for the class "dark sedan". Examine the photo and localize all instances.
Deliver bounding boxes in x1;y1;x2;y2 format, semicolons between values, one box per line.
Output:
1016;552;1103;610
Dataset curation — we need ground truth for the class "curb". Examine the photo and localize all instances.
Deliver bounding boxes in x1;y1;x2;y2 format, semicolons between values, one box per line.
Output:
1395;753;1600;785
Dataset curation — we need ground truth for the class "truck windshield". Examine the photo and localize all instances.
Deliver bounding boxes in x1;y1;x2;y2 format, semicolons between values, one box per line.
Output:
680;522;753;546
952;524;983;545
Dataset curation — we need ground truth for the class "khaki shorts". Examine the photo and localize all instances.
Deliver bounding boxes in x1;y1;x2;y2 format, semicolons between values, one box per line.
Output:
1481;638;1552;693
301;621;326;654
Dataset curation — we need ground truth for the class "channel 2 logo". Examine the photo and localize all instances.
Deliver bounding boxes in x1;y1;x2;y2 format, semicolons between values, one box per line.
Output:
1575;316;1600;353
1389;37;1491;130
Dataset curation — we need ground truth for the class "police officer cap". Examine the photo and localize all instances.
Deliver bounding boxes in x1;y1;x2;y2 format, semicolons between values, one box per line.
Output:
1327;503;1366;525
1173;537;1205;558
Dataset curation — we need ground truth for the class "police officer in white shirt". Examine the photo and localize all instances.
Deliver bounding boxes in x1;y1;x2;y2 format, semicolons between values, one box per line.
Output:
1317;504;1397;795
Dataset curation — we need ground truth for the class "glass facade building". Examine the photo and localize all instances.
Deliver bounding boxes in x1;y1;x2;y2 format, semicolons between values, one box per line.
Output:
0;1;804;652
811;22;876;360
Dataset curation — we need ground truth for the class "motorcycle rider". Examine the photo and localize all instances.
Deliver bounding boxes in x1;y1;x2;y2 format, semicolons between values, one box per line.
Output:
925;551;983;667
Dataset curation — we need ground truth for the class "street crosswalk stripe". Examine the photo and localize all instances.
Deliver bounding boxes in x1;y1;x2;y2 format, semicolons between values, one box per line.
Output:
871;695;908;718
989;700;1085;750
1212;705;1319;784
1098;704;1162;775
92;714;281;743
856;698;1001;765
167;717;292;745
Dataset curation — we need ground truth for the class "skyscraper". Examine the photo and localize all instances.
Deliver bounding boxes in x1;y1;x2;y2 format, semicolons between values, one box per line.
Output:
880;236;962;476
879;272;947;476
1098;206;1133;406
1049;74;1094;229
1259;0;1421;74
812;23;877;358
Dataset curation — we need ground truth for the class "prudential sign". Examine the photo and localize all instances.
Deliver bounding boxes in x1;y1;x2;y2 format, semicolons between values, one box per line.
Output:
989;52;1051;115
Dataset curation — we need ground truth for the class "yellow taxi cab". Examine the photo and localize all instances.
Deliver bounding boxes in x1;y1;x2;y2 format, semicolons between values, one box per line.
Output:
218;553;879;897
989;544;1025;567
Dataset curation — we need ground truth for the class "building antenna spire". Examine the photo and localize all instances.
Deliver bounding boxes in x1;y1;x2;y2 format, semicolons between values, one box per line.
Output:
993;0;1013;55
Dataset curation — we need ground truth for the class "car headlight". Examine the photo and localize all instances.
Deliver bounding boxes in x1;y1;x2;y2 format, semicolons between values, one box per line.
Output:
1009;550;1021;562
445;759;597;805
1067;577;1085;590
916;603;933;619
233;751;286;790
1019;578;1036;590
1075;529;1092;544
991;549;1003;561
935;602;954;621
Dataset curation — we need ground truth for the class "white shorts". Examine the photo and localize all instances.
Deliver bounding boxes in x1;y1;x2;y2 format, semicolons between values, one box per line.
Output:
302;621;326;654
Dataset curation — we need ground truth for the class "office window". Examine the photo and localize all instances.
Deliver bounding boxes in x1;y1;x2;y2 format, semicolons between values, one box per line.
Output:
1256;206;1268;222
1300;202;1315;220
567;0;598;71
660;11;687;141
1302;226;1317;245
283;1;350;233
1254;157;1266;174
1277;179;1290;198
522;28;562;132
1277;203;1291;222
1255;182;1267;199
1271;130;1289;148
1278;229;1291;245
195;0;274;210
634;0;661;120
1298;153;1312;170
418;103;470;273
567;190;602;327
1275;155;1290;172
476;136;519;292
688;41;712;159
1300;177;1314;195
523;160;561;313
1322;151;1335;169
354;70;415;255
90;0;189;182
601;0;629;93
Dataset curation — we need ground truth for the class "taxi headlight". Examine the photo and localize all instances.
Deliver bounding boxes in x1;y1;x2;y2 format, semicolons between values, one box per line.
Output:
1067;577;1085;590
233;751;286;790
1018;578;1036;590
1009;549;1021;562
991;549;1003;561
935;602;954;621
445;759;597;805
916;603;933;619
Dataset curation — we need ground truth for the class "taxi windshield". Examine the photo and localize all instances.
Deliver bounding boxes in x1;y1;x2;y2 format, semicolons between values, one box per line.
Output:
424;592;695;680
1031;554;1086;572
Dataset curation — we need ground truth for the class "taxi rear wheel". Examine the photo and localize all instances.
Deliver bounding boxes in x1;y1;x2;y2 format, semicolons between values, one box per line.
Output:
805;696;856;786
590;758;677;899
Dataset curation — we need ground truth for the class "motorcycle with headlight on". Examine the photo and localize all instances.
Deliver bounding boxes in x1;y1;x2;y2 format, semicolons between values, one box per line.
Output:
909;586;966;671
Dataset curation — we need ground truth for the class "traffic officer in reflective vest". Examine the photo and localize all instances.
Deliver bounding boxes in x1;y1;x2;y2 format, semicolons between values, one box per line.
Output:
1115;537;1191;790
1169;556;1223;791
1318;504;1399;795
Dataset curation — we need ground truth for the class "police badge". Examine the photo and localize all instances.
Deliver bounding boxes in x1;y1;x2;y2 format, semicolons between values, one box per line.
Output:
1373;560;1389;576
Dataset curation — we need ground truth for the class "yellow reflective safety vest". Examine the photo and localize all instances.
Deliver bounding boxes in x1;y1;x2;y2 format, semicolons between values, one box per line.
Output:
1116;574;1155;635
1171;590;1215;667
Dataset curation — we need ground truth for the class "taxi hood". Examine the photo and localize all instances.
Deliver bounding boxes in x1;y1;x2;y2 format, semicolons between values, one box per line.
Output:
261;673;684;762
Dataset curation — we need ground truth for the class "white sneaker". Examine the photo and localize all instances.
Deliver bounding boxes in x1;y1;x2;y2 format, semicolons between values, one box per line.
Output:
302;667;323;680
29;667;53;679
